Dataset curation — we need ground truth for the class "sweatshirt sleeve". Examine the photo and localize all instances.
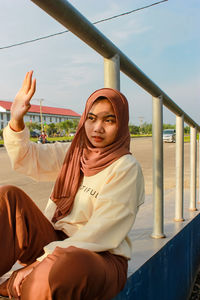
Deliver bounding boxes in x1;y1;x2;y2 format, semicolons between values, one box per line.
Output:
38;156;145;260
3;124;69;181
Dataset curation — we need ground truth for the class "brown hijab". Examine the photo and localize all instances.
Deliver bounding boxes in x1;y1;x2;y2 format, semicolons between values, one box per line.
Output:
51;88;131;223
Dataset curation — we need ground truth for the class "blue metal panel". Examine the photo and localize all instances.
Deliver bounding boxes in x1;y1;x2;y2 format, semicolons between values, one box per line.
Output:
113;213;200;300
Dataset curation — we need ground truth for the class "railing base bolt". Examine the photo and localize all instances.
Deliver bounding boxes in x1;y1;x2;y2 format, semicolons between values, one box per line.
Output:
151;233;166;239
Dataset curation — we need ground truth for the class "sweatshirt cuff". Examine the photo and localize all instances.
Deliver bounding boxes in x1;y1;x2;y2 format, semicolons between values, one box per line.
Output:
3;123;30;142
37;252;48;262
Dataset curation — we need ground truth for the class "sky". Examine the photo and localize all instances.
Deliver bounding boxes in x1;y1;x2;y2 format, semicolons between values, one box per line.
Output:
0;0;199;125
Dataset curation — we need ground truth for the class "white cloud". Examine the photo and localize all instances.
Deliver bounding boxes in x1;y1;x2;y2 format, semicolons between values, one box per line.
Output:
106;19;151;44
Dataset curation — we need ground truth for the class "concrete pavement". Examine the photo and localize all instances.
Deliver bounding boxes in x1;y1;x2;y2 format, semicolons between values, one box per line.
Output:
0;139;199;299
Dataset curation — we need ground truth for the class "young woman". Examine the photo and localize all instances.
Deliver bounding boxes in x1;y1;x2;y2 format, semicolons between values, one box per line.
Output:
0;71;144;300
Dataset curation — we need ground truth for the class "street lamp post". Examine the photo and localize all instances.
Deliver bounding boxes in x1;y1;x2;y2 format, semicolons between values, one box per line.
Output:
39;98;44;132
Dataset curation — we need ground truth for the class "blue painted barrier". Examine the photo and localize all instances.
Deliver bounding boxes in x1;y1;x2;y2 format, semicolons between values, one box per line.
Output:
114;213;200;300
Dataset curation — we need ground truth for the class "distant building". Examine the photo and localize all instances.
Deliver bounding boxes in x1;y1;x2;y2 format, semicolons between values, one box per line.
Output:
0;100;81;129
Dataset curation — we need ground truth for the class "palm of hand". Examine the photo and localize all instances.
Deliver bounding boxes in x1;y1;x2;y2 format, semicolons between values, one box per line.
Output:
11;71;36;121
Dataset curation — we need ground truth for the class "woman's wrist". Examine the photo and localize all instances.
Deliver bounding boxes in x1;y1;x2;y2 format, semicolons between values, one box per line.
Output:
9;119;25;132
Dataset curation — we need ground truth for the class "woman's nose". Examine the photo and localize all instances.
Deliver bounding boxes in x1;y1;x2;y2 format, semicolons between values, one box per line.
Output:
94;121;104;133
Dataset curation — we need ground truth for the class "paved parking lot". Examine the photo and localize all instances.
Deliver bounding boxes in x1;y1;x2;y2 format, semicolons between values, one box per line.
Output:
131;137;193;193
0;138;195;210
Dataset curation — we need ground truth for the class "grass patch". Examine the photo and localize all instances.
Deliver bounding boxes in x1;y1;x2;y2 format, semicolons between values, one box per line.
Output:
0;134;198;145
47;136;74;142
0;136;74;145
30;136;74;143
131;134;152;138
184;135;190;143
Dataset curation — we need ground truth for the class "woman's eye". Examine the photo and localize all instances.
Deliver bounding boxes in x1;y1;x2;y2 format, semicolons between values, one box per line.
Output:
105;119;115;123
88;116;95;121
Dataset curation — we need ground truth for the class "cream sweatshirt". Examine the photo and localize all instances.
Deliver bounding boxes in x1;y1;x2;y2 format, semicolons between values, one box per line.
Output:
3;124;145;260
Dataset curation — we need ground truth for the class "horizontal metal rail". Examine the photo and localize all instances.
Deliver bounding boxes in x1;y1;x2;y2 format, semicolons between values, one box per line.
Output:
31;0;199;240
31;0;200;131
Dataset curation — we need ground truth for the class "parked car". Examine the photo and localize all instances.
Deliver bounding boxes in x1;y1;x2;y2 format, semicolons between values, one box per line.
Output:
30;130;40;138
163;129;176;143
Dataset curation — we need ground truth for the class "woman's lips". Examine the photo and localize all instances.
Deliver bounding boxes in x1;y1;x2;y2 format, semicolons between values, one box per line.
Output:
92;136;104;142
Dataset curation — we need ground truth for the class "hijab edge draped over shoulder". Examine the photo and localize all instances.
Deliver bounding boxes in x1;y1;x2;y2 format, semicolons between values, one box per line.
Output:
51;88;131;223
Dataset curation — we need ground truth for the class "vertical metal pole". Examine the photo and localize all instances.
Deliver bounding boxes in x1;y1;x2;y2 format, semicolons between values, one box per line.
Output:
189;126;197;211
199;133;200;204
151;96;165;238
104;54;120;90
175;115;184;221
39;99;44;132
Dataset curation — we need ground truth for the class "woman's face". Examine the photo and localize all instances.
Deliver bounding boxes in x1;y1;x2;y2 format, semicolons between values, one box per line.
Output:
84;99;118;148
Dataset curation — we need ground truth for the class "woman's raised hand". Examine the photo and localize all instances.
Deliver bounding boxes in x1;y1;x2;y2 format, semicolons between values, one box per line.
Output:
10;71;36;132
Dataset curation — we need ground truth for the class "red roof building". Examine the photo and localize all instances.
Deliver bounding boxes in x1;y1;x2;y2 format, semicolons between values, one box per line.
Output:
0;100;81;129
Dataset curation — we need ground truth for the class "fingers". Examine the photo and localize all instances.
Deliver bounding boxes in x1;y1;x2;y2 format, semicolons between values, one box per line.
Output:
7;266;35;299
26;70;34;93
28;77;36;99
7;271;18;298
24;77;36;107
21;70;35;95
15;279;21;299
22;71;32;90
7;269;24;299
21;71;29;89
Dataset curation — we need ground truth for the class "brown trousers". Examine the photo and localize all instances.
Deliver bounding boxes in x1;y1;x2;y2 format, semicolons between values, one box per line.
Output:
0;185;128;300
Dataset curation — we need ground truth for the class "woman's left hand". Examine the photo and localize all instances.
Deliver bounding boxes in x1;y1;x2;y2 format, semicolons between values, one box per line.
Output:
7;261;40;299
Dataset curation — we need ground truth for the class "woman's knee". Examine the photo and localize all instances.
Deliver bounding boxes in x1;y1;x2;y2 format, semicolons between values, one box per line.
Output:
0;185;32;208
0;185;16;194
0;185;18;206
0;185;25;198
49;247;105;293
50;247;93;277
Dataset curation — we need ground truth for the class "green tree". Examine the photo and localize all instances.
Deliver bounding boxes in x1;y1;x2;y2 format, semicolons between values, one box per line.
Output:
72;119;79;131
129;124;140;135
45;123;57;136
184;126;190;134
56;120;75;136
142;122;152;134
25;122;41;132
163;124;175;130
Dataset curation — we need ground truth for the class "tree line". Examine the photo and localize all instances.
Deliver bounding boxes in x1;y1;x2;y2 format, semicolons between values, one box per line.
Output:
0;121;191;139
129;122;190;135
26;119;79;137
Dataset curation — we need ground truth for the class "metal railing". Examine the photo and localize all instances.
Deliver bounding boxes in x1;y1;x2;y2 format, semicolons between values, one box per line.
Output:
31;0;200;238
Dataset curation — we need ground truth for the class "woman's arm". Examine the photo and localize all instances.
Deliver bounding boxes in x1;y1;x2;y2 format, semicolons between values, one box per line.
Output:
3;125;69;181
3;71;69;181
